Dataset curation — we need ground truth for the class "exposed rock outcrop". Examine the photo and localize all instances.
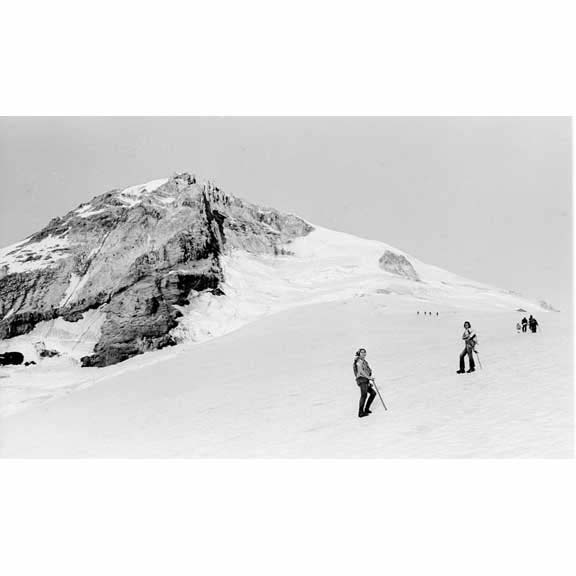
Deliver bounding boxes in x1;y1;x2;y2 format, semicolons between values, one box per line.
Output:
0;173;313;367
0;351;24;365
378;250;420;281
539;300;559;312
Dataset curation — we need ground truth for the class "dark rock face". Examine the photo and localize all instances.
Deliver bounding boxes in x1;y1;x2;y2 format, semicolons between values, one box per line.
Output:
378;250;420;281
0;351;24;365
0;268;67;338
0;173;313;367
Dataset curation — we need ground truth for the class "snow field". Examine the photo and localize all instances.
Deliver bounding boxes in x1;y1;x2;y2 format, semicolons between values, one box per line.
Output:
0;235;70;274
0;225;565;456
118;178;169;206
1;298;571;457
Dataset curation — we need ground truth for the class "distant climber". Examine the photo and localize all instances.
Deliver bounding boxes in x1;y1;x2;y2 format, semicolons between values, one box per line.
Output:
457;321;477;374
521;317;528;333
353;348;376;418
529;315;539;333
516;322;522;333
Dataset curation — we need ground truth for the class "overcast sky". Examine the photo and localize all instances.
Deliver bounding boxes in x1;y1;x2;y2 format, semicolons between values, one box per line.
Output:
0;117;571;310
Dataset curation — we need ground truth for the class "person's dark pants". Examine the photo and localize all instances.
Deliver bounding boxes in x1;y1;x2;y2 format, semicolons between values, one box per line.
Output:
459;347;476;372
357;377;376;415
522;324;527;332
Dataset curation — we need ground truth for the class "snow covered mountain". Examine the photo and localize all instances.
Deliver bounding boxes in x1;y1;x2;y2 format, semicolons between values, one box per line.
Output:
0;172;546;372
0;173;311;367
0;173;569;457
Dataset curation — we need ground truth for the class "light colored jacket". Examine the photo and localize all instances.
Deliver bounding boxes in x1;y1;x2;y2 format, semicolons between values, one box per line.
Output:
355;358;373;380
462;328;477;349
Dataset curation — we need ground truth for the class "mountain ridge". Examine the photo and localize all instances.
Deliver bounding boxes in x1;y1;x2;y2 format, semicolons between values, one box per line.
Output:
0;173;312;366
0;172;547;368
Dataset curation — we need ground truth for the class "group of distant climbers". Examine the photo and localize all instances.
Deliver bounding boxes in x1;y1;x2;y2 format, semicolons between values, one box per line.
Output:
517;315;539;333
417;311;439;316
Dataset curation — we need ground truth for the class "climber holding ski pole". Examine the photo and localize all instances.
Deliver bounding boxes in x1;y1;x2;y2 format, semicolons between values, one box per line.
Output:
457;321;478;373
353;348;387;417
371;378;388;411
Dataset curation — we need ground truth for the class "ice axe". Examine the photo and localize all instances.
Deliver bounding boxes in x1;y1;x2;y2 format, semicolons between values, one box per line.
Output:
371;379;388;410
474;349;483;369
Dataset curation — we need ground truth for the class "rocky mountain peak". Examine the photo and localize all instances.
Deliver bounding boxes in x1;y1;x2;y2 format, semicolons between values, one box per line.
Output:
0;173;313;367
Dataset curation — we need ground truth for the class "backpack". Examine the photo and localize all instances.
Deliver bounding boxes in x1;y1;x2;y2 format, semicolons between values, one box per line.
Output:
353;357;359;377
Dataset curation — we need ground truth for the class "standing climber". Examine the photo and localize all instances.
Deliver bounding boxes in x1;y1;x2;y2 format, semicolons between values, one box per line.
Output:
353;348;377;418
457;321;477;374
521;317;528;333
529;315;539;333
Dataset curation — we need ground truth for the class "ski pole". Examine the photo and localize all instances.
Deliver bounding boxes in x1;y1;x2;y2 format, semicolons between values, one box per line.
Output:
474;350;483;369
372;379;388;411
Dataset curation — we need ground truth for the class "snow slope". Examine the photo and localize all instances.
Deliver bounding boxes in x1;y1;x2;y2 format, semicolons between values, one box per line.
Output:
1;224;568;457
0;234;70;275
0;297;571;458
1;225;544;416
171;225;542;343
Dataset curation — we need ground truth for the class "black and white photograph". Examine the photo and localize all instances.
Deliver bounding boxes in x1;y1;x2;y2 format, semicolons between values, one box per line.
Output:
1;3;575;575
0;117;572;457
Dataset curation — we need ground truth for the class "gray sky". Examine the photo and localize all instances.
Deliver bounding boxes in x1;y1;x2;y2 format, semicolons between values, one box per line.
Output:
0;117;571;310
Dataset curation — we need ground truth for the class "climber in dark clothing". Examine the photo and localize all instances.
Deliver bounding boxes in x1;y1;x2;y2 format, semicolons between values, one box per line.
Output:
457;321;477;374
529;315;539;333
353;348;376;418
521;317;528;332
